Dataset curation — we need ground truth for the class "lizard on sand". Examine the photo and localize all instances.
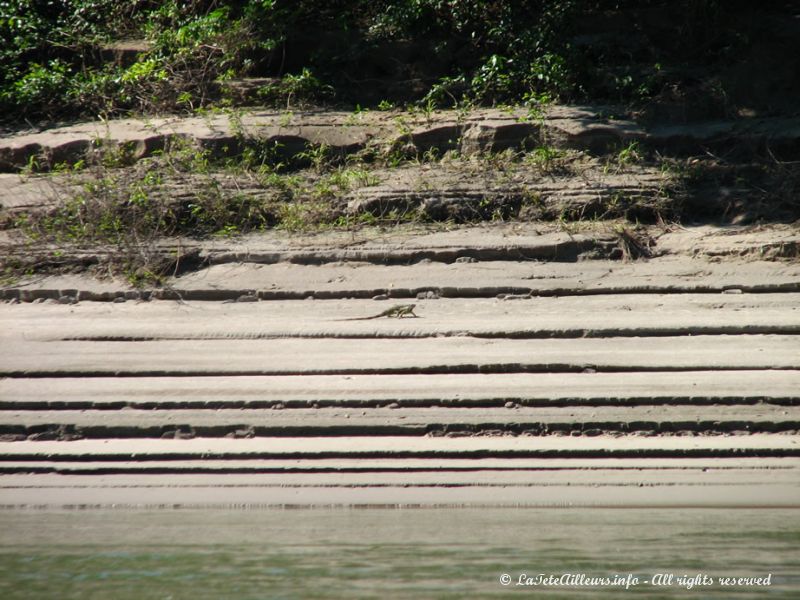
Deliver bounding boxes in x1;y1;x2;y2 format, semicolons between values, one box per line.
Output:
338;303;418;321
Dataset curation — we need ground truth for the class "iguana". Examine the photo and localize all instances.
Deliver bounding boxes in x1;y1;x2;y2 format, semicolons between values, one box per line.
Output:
339;303;418;321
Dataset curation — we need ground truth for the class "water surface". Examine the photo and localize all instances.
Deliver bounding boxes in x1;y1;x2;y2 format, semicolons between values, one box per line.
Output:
0;508;797;599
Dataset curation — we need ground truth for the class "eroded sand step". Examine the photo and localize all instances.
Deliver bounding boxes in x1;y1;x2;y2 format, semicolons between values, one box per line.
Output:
4;256;800;302
1;435;797;461
2;456;794;474
166;259;800;299
137;224;800;265
1;229;612;265
2;106;798;172
2;478;797;508
3;371;797;409
2;456;796;506
3;295;799;342
0;107;571;172
2;335;797;377
3;222;796;268
2;469;799;486
2;405;799;440
3;481;796;507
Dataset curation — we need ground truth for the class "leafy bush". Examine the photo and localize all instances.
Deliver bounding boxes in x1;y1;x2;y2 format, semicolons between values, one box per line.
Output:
0;0;275;119
0;0;790;121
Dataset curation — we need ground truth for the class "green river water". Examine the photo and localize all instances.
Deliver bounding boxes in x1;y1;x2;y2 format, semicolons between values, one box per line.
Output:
0;508;797;599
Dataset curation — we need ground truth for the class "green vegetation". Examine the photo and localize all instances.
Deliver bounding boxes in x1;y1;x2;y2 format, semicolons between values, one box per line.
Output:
12;140;277;284
7;132;407;283
1;0;273;120
1;1;789;122
4;119;660;285
1;1;797;286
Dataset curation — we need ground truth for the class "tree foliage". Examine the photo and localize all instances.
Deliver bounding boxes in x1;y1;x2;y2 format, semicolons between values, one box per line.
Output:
0;0;785;122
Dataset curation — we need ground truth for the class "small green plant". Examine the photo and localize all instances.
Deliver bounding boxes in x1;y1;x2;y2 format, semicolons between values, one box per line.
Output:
333;211;378;228
326;167;380;191
421;97;436;124
98;140;138;169
415;147;440;164
522;91;552;123
275;198;339;232
345;105;368;125
226;107;247;137
525;145;566;173
297;143;334;173
393;116;412;137
257;171;301;199
616;141;643;169
239;140;286;173
257;68;333;109
603;141;644;174
423;75;466;108
278;110;294;128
